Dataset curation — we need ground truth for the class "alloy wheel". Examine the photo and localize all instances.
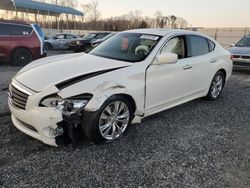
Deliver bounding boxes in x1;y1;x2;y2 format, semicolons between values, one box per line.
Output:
211;74;223;99
98;101;130;140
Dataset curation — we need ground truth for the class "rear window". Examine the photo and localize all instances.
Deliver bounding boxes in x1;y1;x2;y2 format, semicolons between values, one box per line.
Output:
187;35;210;57
9;24;33;36
32;24;45;39
0;23;9;35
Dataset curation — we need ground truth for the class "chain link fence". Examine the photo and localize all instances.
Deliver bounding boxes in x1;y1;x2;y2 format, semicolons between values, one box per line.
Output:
197;27;250;48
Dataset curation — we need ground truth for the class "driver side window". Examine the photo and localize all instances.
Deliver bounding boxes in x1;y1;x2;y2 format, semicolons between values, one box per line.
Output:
161;36;186;59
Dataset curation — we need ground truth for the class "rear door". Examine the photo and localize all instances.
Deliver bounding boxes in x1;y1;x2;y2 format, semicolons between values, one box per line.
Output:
0;23;11;62
54;34;65;49
185;35;216;93
65;34;76;47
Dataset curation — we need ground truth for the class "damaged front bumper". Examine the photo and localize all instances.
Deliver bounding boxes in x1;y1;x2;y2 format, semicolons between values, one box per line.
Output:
8;80;75;147
9;103;63;146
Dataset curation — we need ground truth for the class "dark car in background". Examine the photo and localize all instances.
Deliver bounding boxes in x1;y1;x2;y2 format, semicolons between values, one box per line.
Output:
228;35;250;69
0;20;46;65
45;33;78;50
69;32;110;52
91;33;116;48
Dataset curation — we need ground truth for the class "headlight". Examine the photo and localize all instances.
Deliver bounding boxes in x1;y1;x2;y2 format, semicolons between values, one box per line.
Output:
76;41;80;45
40;96;91;115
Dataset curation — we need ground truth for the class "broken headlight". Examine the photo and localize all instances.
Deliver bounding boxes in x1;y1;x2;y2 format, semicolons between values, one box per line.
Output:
40;96;91;115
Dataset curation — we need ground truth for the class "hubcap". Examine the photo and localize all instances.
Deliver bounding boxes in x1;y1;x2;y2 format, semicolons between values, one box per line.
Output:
99;101;130;140
211;75;223;99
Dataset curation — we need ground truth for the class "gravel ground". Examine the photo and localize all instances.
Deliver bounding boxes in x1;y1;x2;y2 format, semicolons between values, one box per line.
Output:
0;58;250;187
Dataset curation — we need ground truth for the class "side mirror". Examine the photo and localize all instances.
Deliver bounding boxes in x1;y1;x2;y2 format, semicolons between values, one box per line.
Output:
156;52;178;64
230;43;235;47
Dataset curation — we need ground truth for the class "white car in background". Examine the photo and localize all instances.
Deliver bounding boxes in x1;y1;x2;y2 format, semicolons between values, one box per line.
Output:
45;33;78;50
8;29;232;146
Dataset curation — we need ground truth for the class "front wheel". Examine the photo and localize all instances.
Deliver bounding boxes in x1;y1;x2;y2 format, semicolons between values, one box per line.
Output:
205;71;225;100
83;96;134;144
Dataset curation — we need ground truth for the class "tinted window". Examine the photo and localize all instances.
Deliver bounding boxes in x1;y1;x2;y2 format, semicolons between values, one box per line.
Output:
66;35;75;39
187;35;209;57
236;37;250;47
83;33;97;40
96;33;108;39
161;36;186;59
33;24;44;39
0;23;10;35
56;34;64;39
208;40;215;51
9;24;33;36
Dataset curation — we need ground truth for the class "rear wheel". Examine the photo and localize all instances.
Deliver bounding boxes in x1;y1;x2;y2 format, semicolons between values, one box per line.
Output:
205;71;225;100
11;48;33;66
83;96;134;144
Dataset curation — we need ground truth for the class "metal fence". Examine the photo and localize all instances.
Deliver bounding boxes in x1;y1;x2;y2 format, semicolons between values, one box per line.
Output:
43;27;250;49
197;27;250;48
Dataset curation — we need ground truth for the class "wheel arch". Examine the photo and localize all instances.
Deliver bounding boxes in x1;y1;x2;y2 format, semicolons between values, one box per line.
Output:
218;68;226;78
113;93;137;113
84;82;137;114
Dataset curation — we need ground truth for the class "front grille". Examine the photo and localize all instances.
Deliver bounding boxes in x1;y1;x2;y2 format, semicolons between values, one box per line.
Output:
234;61;250;67
9;84;29;110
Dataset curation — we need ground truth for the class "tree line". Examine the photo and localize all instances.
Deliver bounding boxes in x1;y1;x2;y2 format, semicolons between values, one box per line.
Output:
29;0;189;30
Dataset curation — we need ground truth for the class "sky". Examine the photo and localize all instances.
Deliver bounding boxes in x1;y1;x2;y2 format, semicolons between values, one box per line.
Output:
81;0;250;27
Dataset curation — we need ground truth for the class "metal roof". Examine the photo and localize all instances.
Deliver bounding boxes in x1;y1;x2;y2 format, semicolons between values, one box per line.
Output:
2;0;83;16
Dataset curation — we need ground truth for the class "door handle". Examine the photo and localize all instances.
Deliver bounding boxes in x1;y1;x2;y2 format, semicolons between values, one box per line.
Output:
183;64;192;70
210;59;217;63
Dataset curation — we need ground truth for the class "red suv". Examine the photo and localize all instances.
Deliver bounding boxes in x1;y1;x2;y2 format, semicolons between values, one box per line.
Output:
0;20;46;65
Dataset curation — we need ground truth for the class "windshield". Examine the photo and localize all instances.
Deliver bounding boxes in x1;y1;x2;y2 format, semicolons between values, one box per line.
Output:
83;33;97;40
236;36;250;47
89;33;161;62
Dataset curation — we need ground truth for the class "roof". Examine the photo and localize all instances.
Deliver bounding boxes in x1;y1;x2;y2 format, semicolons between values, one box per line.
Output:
125;28;172;36
1;0;83;16
124;28;213;39
0;19;30;26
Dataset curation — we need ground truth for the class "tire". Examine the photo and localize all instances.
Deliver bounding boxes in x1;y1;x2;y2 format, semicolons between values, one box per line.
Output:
82;95;134;144
45;43;52;50
205;71;225;101
11;48;33;66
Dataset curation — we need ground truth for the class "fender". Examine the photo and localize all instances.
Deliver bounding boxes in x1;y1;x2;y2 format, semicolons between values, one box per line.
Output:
84;81;143;115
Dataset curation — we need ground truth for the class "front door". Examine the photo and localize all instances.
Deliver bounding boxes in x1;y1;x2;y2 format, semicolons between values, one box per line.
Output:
145;35;194;115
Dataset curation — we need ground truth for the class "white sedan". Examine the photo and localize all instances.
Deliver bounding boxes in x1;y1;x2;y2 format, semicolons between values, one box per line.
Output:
8;29;232;146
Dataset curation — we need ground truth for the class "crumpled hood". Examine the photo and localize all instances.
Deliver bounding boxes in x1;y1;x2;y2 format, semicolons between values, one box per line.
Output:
15;53;130;92
228;47;250;55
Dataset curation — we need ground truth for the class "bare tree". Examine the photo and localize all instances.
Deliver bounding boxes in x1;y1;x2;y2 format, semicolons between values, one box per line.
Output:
154;11;163;28
170;15;177;29
175;17;188;28
88;0;101;22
